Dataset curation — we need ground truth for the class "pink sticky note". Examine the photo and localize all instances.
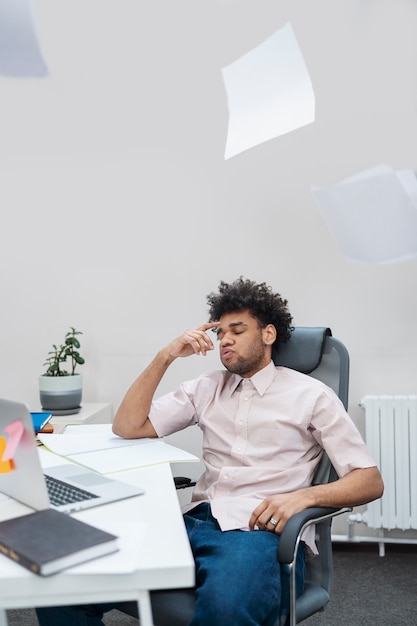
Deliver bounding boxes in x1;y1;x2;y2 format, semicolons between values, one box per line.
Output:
1;419;24;461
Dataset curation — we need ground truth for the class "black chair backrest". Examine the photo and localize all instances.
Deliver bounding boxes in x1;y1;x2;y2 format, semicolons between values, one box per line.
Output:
272;327;350;486
272;327;349;410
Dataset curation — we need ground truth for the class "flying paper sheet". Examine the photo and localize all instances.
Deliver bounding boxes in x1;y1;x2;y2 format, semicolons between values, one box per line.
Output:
222;22;315;160
0;0;48;77
311;165;417;264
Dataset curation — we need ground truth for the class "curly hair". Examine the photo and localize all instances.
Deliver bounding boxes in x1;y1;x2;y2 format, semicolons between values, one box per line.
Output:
207;277;293;345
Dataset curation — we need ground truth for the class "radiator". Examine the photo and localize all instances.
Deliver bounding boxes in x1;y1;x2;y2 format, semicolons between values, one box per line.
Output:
361;395;417;531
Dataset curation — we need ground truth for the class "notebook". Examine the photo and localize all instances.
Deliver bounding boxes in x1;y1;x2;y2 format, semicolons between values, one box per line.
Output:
0;398;144;513
30;411;53;433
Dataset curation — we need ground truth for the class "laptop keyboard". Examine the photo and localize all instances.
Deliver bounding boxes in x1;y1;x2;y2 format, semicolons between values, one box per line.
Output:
44;473;99;507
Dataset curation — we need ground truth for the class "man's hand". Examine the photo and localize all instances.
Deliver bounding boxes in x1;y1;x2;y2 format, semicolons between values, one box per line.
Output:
249;490;312;534
249;467;384;534
168;322;220;359
112;321;221;439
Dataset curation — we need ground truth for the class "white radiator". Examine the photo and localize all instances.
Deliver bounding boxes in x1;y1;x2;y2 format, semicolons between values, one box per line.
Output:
361;395;417;531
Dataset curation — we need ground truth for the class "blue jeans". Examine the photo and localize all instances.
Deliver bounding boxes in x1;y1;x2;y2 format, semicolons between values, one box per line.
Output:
36;503;305;626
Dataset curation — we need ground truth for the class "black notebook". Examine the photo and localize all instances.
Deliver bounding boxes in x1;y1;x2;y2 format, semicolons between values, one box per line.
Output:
0;509;118;576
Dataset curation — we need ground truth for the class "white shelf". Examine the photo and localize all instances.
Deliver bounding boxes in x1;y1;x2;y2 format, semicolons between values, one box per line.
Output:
49;402;113;432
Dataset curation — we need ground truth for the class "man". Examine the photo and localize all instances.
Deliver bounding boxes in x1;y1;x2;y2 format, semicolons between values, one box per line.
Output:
36;277;383;626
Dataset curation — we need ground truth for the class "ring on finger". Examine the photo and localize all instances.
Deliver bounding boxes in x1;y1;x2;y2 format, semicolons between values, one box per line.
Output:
269;517;278;527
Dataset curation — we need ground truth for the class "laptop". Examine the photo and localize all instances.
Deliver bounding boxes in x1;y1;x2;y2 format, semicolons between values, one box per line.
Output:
0;398;144;513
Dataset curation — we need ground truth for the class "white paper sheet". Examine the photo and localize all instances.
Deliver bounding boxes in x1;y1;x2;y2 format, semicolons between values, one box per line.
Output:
311;165;417;264
222;22;315;160
0;0;48;77
38;427;199;473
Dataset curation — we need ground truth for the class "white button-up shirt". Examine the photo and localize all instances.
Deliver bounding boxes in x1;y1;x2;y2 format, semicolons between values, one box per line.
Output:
149;361;375;553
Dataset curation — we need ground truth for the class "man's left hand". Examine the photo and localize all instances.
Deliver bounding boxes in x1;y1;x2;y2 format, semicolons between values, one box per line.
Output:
249;491;311;534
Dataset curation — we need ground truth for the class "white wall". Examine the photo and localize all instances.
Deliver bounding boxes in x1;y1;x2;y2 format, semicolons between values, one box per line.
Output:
1;0;417;538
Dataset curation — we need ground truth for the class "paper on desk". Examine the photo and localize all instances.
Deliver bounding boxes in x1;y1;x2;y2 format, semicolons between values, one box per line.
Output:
311;165;417;263
62;423;114;435
222;22;315;160
37;429;199;474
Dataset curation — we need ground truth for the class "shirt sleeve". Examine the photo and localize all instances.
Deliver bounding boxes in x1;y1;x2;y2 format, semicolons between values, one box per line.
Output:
149;370;226;437
309;385;377;477
148;375;211;437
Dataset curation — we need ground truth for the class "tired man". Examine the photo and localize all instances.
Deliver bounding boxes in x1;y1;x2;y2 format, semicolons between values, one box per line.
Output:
36;277;383;626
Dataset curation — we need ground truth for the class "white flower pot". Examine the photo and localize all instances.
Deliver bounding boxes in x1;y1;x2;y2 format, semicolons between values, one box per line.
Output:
39;374;83;415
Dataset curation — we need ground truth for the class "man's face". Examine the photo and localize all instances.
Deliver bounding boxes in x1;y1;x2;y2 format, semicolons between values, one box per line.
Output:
215;310;274;378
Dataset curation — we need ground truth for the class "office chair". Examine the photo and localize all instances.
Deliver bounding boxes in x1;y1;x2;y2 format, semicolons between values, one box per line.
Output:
118;327;351;626
272;327;351;625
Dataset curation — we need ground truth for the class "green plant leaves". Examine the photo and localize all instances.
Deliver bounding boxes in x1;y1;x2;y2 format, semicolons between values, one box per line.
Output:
42;328;85;376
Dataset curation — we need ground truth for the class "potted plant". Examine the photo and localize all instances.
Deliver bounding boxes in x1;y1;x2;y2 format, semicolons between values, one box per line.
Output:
39;327;85;415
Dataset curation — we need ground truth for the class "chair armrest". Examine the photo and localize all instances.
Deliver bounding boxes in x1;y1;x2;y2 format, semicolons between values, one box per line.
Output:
278;507;350;564
173;476;196;489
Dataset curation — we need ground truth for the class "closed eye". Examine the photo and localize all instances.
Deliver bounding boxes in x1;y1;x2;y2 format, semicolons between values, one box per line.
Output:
212;322;248;340
213;328;246;341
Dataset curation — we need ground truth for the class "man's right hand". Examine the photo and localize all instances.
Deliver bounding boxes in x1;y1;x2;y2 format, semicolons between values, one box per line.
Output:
112;321;221;439
168;322;221;359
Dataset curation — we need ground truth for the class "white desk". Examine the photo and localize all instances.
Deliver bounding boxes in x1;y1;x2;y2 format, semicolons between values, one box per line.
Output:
0;450;195;626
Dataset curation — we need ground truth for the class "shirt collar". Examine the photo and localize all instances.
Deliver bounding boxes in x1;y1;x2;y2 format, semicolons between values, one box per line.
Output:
227;360;276;397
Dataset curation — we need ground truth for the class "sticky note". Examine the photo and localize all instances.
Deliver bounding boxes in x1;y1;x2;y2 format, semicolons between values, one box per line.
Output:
1;419;24;461
0;437;15;473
